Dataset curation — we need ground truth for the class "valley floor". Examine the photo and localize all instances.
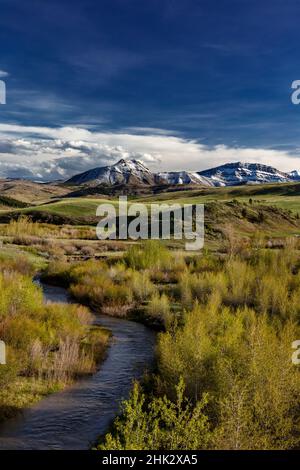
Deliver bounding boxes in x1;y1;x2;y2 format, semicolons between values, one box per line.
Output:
0;194;300;449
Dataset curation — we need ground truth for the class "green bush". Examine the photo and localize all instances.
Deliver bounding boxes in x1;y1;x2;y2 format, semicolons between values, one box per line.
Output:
146;292;171;327
0;261;108;418
124;241;172;270
100;246;300;450
98;380;211;450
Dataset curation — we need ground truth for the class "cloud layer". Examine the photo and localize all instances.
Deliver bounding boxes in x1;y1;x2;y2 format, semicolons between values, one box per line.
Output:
0;124;299;181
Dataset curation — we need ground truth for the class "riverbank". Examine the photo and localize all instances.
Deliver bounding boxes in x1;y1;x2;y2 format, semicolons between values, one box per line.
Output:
0;276;111;424
0;282;155;449
41;242;186;331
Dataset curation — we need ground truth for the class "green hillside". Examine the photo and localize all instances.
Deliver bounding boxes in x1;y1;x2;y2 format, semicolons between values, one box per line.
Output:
1;182;300;223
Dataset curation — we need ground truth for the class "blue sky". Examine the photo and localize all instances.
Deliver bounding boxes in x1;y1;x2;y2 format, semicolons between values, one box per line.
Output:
1;0;300;180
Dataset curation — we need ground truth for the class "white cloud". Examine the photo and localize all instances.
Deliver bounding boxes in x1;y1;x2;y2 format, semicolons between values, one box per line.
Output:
0;123;299;181
0;70;9;78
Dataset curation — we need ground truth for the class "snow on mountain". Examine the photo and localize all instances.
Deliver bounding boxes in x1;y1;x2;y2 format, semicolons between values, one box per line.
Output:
66;159;156;185
157;171;213;186
198;162;293;186
289;170;300;180
66;159;214;187
66;159;299;188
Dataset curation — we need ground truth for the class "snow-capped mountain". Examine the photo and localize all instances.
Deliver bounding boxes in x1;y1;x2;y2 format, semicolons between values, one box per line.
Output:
199;162;295;186
66;159;300;188
289;170;300;180
157;171;213;186
66;159;157;185
66;159;214;187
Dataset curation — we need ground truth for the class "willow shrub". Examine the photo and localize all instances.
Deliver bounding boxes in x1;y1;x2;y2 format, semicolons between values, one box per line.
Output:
48;259;156;316
127;270;155;301
157;300;300;449
3;216;50;239
146;292;171;328
98;246;300;449
0;268;101;391
98;379;211;450
124;241;173;271
0;271;42;319
178;249;300;319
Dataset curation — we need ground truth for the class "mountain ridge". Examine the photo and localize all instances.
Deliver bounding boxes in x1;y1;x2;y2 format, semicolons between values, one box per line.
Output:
65;159;300;188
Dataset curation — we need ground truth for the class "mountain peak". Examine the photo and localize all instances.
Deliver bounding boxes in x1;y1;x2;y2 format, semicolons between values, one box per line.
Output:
289;169;300;178
66;159;300;187
199;161;292;186
113;158;138;166
113;158;149;170
66;158;154;186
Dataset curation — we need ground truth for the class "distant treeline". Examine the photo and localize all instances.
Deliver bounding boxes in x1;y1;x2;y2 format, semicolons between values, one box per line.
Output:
0;195;28;208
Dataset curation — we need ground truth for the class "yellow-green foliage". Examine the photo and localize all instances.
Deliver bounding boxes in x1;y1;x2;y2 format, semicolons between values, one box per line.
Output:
124;241;173;271
178;249;300;320
0;269;92;365
47;259;156;317
0;272;42;319
0;217;97;241
157;302;300;447
69;262;133;316
0;264;108;421
3;216;49;238
100;246;300;450
45;242;184;320
146;292;171;327
98;380;211;450
0;253;36;276
127;270;155;301
157;249;300;449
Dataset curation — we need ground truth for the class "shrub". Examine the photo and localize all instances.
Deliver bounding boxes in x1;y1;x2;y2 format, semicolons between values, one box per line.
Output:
127;271;155;301
4;216;49;238
0;262;107;410
146;292;171;327
98;380;211;450
124;241;172;271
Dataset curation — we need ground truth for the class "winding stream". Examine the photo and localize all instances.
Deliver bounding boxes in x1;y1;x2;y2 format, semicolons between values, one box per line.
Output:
0;282;156;450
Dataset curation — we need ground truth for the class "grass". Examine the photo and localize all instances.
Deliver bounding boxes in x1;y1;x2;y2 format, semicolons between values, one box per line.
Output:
131;183;300;214
1;193;299;254
0;245;48;271
0;181;299;219
0;377;64;421
1;197;300;265
0;198;117;217
30;199;110;217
